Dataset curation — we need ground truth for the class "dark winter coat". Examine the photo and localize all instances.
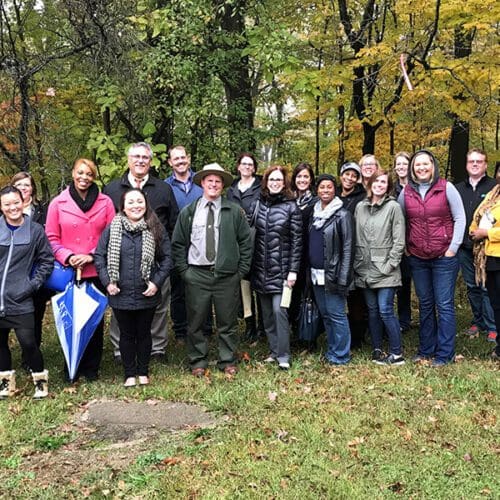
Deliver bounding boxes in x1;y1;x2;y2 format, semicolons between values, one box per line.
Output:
0;216;53;317
103;172;179;236
308;206;354;295
338;183;366;215
94;225;172;311
455;175;497;249
251;193;302;294
226;176;262;222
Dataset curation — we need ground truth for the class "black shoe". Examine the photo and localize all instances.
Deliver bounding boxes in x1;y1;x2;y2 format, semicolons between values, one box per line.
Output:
114;355;122;366
371;349;384;363
82;371;99;382
151;353;167;364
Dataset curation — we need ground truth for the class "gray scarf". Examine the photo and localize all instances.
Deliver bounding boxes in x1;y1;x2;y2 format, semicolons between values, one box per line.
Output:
107;214;156;285
312;197;343;229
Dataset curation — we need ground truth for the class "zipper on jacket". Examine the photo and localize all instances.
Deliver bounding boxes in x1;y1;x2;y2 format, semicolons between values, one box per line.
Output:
0;231;14;317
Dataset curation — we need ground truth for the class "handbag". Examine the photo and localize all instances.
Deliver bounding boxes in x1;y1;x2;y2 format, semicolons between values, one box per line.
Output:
44;261;75;292
298;288;323;343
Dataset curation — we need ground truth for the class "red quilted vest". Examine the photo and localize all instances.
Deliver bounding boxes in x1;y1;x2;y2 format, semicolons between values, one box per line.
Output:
404;178;453;259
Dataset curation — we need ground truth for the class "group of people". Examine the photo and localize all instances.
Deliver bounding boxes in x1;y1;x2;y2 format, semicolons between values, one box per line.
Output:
1;143;499;399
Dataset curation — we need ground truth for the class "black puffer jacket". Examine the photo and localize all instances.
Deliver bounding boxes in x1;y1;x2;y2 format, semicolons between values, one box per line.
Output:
251;193;302;293
95;224;172;310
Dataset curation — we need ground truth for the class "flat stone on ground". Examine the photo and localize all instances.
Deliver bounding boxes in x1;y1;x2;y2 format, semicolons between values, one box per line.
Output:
82;400;218;441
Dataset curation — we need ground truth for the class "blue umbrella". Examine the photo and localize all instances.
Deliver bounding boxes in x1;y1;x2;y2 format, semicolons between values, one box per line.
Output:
52;274;108;381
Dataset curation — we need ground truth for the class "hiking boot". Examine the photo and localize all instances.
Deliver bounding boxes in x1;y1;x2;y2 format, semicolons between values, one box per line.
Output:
371;349;384;363
0;370;16;399
32;370;48;399
374;354;405;366
487;331;497;343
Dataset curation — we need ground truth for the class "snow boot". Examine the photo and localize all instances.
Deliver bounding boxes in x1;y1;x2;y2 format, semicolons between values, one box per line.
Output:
0;370;16;399
32;370;49;399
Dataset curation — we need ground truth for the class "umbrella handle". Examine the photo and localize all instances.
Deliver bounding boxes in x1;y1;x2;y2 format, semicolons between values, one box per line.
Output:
76;268;82;286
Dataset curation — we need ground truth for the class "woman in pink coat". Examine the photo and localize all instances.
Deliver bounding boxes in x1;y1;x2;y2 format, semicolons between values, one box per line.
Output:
46;158;115;381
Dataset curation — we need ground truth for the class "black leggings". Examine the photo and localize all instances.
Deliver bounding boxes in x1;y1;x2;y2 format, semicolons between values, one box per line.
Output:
0;327;44;372
114;307;156;378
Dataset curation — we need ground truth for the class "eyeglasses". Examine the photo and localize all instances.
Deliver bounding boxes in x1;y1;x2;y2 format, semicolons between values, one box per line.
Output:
268;178;284;182
129;154;151;161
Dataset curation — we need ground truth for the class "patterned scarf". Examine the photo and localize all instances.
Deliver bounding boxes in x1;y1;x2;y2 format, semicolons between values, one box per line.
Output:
107;214;156;285
296;190;314;211
473;184;500;286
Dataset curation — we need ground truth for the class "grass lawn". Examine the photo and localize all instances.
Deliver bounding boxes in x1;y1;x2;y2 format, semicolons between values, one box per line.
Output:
0;286;498;499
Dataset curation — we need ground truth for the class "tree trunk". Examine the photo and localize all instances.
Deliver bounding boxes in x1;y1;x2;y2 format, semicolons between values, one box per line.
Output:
216;1;255;154
448;26;474;182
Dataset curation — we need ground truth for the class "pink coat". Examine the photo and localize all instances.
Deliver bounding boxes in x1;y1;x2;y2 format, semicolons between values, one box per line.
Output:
45;187;115;279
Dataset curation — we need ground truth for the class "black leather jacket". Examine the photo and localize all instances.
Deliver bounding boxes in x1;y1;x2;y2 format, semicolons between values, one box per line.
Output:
308;207;354;295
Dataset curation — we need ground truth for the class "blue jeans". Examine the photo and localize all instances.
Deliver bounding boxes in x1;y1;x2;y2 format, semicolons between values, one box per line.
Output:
363;287;402;355
313;286;351;364
458;247;496;332
409;255;459;363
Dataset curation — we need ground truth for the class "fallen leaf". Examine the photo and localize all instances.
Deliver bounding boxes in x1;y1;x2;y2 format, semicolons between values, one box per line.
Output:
240;351;251;362
463;453;473;462
347;437;365;447
276;429;289;441
162;457;182;466
403;429;412;442
268;391;278;402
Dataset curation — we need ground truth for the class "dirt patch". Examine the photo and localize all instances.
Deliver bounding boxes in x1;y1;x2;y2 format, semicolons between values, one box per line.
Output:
19;398;220;489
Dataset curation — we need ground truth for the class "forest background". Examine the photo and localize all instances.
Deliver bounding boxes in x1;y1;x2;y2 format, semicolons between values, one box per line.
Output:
0;0;498;198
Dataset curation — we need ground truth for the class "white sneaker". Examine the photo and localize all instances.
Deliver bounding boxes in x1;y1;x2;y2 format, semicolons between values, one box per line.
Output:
124;377;136;387
138;376;150;385
278;362;290;370
263;356;276;363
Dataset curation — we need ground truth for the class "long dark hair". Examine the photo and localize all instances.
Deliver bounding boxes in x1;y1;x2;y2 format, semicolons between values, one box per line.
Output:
291;162;315;194
119;188;165;250
261;165;294;199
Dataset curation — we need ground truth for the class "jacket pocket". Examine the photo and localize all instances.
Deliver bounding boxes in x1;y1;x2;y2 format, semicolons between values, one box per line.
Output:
12;278;35;302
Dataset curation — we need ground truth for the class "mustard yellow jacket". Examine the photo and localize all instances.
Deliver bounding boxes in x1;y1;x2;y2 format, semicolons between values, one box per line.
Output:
469;189;500;258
